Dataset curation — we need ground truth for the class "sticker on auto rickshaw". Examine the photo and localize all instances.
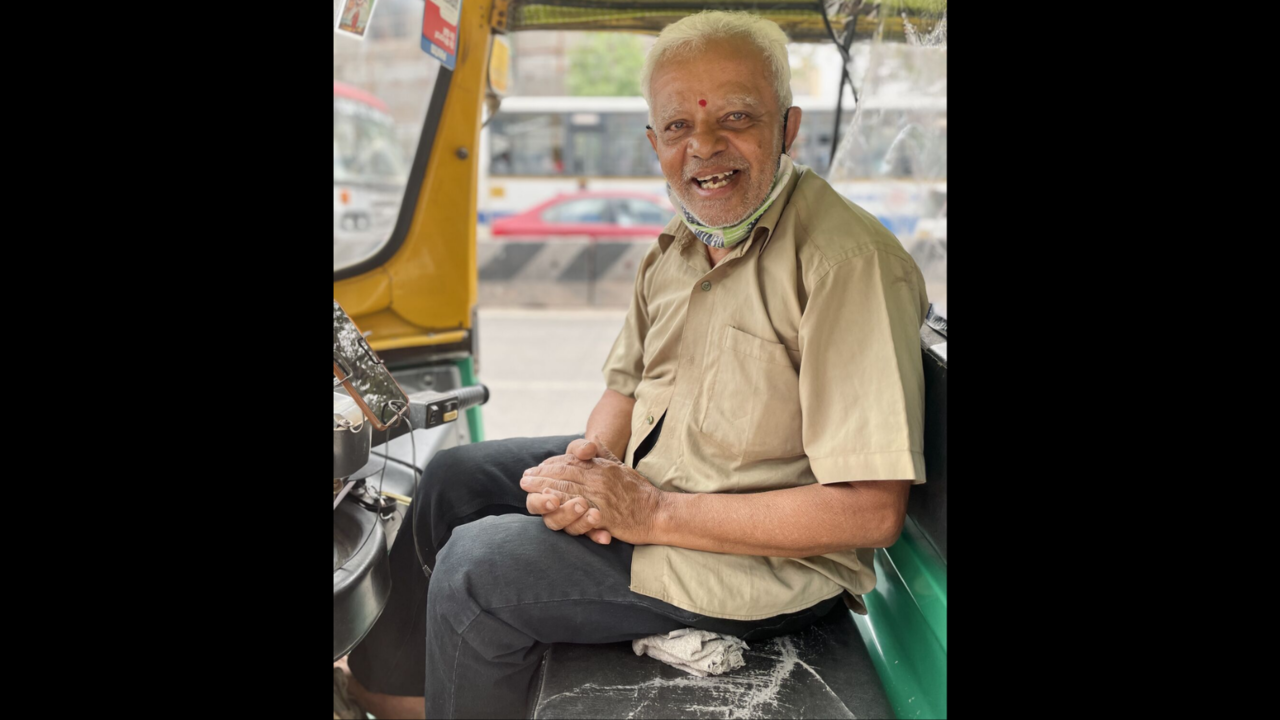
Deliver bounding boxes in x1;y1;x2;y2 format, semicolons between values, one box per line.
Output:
335;0;379;40
421;0;460;70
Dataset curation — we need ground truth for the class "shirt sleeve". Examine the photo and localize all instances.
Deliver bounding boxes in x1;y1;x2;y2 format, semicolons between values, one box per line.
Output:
799;247;930;484
601;242;662;398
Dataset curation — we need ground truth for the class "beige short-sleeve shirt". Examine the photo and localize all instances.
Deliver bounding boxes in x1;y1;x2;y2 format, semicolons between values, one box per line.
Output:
602;165;930;621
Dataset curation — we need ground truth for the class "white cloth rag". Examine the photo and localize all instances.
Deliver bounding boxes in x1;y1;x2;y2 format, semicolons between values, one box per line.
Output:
632;628;749;677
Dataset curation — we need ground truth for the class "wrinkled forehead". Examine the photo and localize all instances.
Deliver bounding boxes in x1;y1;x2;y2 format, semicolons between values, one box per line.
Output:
648;40;777;112
652;90;766;127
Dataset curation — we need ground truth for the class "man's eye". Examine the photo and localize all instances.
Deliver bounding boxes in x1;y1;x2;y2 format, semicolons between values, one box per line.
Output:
667;122;686;131
728;113;747;121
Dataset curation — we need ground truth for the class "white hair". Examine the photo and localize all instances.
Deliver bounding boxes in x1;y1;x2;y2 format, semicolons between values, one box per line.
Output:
641;11;792;123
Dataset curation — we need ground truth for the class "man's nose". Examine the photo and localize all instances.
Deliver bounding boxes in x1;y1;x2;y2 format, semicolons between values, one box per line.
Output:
687;125;728;159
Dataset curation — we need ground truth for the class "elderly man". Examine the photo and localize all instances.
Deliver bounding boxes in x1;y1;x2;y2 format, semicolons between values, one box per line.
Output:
346;10;929;719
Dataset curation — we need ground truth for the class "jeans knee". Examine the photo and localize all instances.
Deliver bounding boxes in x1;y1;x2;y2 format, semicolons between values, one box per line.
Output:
417;441;492;512
434;516;507;582
432;516;533;600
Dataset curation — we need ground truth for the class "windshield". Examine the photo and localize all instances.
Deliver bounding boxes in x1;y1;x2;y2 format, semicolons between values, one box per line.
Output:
333;0;443;271
333;99;409;185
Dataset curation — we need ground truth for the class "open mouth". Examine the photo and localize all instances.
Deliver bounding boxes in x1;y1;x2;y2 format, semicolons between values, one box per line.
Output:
690;169;742;193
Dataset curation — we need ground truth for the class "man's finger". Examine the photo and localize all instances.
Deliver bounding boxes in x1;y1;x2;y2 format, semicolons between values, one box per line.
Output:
543;496;590;531
563;507;603;536
521;475;588;495
586;529;613;545
525;487;580;514
524;462;590;483
524;456;570;477
525;490;561;516
570;439;598;461
524;451;594;480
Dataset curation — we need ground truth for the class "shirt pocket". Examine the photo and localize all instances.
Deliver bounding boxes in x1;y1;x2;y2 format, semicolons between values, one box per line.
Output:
699;326;805;462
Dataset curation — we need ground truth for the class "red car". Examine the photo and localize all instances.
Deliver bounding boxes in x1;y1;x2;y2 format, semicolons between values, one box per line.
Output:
491;191;675;239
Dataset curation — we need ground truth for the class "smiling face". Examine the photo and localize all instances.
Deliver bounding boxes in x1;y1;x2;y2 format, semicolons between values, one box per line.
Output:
646;38;801;228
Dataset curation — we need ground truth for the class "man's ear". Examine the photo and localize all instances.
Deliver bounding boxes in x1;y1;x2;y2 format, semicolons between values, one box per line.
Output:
646;128;658;154
783;107;803;154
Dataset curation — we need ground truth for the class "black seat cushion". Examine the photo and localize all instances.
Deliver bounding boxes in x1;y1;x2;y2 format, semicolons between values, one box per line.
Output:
532;607;892;719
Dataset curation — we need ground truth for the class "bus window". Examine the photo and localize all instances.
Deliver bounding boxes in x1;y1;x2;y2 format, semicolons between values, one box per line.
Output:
603;113;661;176
333;0;442;272
488;113;566;175
569;128;605;176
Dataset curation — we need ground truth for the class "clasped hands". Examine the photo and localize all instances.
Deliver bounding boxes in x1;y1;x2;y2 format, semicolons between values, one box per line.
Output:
520;437;662;545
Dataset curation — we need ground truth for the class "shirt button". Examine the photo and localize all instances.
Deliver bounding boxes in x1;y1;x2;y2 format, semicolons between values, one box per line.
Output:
647;415;654;424
701;281;712;291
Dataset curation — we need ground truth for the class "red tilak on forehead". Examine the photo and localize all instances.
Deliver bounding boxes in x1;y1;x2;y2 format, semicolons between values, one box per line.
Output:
699;99;706;107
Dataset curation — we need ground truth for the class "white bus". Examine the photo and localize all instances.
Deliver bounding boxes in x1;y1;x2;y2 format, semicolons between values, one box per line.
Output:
478;95;842;229
479;95;943;243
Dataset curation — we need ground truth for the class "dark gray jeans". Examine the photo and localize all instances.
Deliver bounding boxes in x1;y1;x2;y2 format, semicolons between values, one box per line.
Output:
347;434;839;719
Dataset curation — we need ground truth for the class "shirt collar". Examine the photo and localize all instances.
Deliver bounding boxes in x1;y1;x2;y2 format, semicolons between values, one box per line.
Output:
742;162;805;255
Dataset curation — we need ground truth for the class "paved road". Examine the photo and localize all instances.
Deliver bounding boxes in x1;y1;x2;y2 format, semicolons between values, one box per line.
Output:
477;308;629;442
